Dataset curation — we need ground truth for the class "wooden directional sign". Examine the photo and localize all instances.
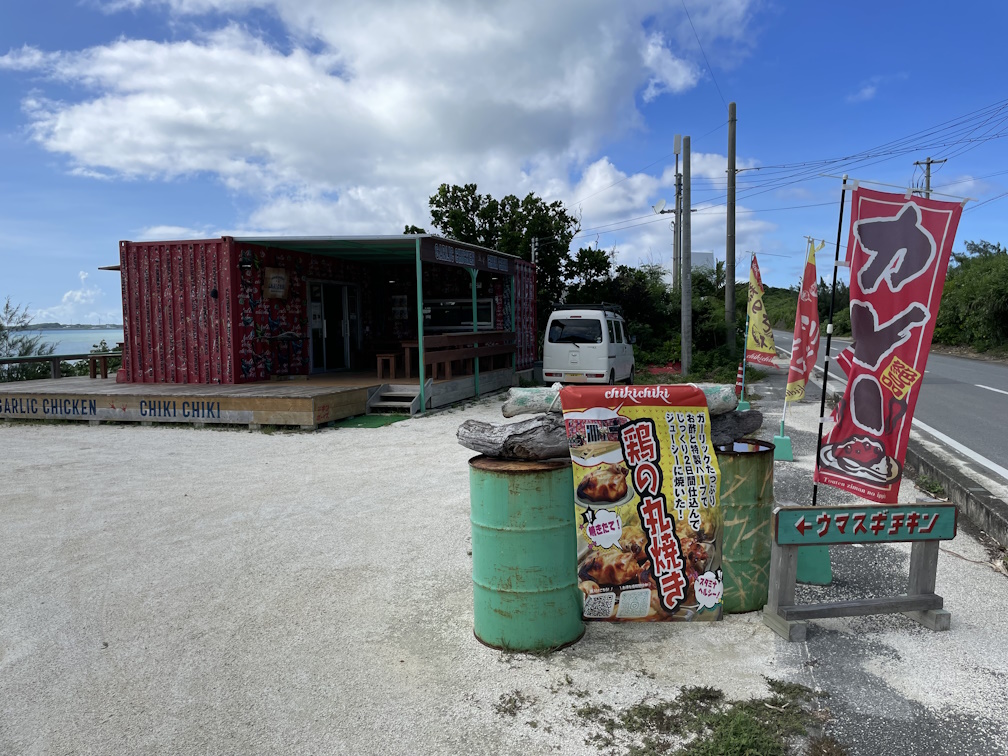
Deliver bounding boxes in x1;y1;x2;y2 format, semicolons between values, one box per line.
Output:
764;500;958;642
774;503;957;546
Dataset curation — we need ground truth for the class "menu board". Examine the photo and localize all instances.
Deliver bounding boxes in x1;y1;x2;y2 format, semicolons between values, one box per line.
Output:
560;385;723;622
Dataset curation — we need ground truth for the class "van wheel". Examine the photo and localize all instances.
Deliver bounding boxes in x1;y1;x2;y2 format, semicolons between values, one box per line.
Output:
626;367;635;385
608;370;615;385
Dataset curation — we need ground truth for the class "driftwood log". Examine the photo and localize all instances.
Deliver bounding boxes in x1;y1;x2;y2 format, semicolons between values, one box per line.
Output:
457;414;569;460
501;383;739;418
458;409;764;460
710;409;763;447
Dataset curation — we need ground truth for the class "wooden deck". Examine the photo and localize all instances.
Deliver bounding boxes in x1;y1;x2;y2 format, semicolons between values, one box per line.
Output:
0;367;516;429
0;373;385;430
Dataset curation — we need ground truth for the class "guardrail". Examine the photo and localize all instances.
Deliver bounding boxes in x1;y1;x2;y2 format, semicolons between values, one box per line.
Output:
0;352;122;380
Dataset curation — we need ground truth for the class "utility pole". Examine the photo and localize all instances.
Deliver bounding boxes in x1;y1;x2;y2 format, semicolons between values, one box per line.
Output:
913;156;947;199
681;135;692;376
673;134;682;290
726;102;736;345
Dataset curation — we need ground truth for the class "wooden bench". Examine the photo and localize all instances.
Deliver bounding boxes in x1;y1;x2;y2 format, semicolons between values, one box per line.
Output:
376;352;397;379
0;352;122;380
403;331;516;380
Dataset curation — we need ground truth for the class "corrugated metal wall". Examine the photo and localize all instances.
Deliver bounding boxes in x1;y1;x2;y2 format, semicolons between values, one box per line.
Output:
119;239;236;383
515;260;537;370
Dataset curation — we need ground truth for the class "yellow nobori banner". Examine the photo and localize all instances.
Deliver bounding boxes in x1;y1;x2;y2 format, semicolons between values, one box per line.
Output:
745;254;777;367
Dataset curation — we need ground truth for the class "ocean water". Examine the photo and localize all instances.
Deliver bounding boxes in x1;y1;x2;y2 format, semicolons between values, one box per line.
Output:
36;328;125;355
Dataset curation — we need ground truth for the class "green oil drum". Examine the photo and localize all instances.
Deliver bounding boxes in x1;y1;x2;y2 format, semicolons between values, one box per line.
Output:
469;455;584;651
716;439;775;613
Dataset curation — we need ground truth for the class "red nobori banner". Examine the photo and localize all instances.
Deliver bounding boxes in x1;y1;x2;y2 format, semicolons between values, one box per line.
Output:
559;385;723;622
785;240;822;402
815;187;963;502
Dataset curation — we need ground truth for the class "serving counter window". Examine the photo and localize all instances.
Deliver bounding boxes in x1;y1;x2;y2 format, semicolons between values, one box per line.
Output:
423;298;494;333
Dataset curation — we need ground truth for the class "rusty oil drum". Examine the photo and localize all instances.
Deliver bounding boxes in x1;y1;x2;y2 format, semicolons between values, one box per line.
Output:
716;438;775;613
469;455;584;651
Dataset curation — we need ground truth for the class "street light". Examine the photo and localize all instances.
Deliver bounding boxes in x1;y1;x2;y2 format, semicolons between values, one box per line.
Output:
531;236;561;265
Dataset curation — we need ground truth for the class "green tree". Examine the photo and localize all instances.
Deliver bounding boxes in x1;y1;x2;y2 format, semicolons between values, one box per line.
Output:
0;298;55;382
934;239;1008;351
817;277;850;327
58;338;124;378
564;246;615;303
415;183;581;328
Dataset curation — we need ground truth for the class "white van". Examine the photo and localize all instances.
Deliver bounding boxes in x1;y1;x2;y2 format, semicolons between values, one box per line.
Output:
542;304;635;384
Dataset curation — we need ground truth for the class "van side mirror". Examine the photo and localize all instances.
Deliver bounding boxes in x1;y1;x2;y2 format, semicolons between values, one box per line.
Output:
630;335;637;345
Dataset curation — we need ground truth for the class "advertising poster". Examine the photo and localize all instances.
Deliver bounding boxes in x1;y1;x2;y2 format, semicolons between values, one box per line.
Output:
815;187;963;502
559;384;723;622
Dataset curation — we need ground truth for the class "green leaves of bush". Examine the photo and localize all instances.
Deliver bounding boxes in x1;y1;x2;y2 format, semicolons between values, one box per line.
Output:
934;240;1008;352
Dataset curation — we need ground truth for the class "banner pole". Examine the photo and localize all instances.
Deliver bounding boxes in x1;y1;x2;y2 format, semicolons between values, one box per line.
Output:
812;175;850;507
737;252;753;411
737;312;750;410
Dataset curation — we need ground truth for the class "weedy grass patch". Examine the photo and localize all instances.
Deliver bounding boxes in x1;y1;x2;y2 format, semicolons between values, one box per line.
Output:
914;475;947;499
572;678;847;756
494;690;536;718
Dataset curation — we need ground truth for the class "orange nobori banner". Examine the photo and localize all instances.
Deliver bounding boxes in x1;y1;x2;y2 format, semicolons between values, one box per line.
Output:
559;384;723;622
815;187;963;502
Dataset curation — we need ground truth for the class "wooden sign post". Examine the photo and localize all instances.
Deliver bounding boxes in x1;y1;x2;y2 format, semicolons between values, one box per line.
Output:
763;502;957;641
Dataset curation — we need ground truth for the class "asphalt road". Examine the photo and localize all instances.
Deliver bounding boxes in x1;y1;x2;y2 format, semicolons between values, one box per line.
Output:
772;329;1008;490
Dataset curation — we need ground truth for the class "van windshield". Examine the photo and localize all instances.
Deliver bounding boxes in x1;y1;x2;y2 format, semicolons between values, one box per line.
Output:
548;318;603;344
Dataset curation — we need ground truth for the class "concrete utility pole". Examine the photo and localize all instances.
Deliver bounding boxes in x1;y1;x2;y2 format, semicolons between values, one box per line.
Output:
913;156;947;199
673;134;682;290
681;135;692;376
726;102;736;342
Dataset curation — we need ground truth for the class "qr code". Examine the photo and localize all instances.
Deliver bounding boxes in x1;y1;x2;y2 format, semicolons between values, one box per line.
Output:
582;592;616;619
616;588;651;619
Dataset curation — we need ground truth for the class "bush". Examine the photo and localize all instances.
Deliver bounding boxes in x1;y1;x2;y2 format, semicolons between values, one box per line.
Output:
59;339;123;377
0;298;56;382
638;339;681;367
934;240;1008;351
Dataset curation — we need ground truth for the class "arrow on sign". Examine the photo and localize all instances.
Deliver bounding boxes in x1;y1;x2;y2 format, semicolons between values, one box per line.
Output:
795;516;810;536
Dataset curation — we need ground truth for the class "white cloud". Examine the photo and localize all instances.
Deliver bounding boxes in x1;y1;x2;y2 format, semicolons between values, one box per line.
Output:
35;271;121;324
62;271;101;306
846;73;908;104
847;84;877;103
138;224;214;239
929;173;995;199
641;33;700;102
4;0;763;272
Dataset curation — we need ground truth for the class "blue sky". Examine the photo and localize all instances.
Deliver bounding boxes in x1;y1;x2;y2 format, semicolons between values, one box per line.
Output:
2;1;1007;324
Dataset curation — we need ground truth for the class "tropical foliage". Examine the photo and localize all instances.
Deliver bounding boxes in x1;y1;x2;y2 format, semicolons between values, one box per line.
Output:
933;240;1008;352
0;298;55;382
407;183;580;329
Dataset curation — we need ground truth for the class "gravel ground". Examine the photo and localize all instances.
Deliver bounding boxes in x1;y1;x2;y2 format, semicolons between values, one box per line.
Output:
1;371;1006;755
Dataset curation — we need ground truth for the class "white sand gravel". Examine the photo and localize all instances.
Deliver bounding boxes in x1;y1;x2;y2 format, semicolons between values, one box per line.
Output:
1;389;1006;755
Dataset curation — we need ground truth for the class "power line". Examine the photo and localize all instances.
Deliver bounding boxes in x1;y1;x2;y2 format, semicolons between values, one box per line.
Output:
572;200;838;241
681;0;728;111
571;97;1008;243
932;167;1008;189
967;189;1008;212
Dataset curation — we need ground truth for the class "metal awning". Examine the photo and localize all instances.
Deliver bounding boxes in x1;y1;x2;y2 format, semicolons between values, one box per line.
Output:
230;234;520;266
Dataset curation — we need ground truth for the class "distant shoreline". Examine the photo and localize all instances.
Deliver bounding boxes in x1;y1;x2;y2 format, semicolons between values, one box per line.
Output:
12;324;124;330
